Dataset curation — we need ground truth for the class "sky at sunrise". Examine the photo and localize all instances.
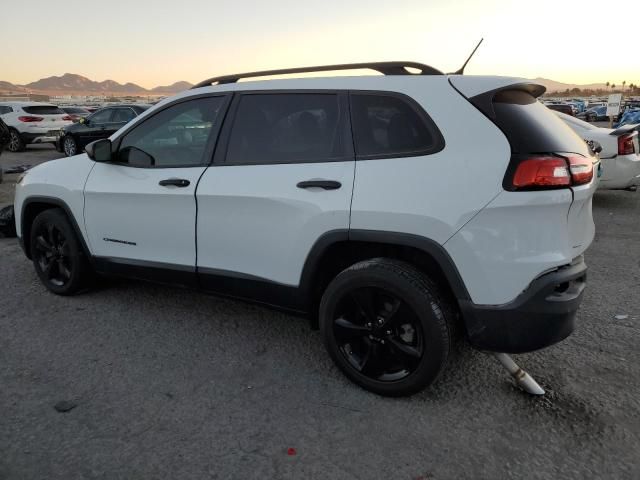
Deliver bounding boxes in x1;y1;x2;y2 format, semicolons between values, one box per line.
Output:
2;0;638;87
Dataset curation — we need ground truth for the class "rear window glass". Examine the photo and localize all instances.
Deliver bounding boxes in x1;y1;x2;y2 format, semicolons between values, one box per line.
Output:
22;105;65;115
492;91;590;156
350;94;442;158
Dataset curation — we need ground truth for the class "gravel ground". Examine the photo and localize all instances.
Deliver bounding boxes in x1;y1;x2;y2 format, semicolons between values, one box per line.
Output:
0;148;639;479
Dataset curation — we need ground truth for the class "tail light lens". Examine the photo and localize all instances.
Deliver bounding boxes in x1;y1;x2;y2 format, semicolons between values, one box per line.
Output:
510;155;593;190
18;116;44;122
512;156;571;189
618;134;635;155
62;115;73;121
567;156;594;185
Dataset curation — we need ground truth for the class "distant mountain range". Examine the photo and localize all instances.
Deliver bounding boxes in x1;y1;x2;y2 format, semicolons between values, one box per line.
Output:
0;73;615;97
0;73;193;96
533;77;610;94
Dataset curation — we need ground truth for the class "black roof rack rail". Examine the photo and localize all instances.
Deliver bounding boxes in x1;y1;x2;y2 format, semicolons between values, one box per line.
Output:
191;62;444;89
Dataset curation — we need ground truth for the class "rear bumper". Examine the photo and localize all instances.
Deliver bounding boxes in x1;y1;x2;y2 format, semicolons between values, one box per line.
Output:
20;131;60;144
460;258;587;353
598;154;640;190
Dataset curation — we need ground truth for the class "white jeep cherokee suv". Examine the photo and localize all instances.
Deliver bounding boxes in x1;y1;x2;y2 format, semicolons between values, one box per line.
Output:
14;63;598;396
0;102;73;152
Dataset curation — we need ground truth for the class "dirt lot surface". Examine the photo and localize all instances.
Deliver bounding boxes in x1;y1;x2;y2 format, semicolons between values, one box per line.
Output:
1;146;639;479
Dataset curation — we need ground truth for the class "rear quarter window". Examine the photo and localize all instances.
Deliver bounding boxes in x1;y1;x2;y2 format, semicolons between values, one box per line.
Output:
349;93;444;159
22;105;65;115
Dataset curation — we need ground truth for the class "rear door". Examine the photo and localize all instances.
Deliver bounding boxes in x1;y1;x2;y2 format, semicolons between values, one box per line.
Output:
195;91;355;302
21;105;70;130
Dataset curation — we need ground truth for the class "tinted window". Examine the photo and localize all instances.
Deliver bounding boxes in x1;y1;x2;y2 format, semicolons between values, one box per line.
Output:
90;109;113;124
22;105;64;115
0;106;11;114
112;108;136;123
491;91;590;156
117;96;225;167
350;94;441;158
226;93;348;164
63;107;89;114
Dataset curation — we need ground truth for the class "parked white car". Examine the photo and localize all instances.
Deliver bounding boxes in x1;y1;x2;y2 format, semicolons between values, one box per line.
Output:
556;112;640;190
0;102;73;152
14;63;599;396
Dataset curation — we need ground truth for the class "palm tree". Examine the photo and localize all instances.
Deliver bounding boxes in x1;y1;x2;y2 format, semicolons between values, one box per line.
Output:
606;81;610;89
611;83;616;91
622;80;626;92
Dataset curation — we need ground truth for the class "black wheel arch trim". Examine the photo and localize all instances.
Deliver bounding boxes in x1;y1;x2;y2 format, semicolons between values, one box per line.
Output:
298;229;471;303
20;196;93;263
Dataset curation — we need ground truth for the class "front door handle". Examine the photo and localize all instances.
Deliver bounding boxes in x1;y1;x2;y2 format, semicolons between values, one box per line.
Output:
159;178;190;187
296;180;342;190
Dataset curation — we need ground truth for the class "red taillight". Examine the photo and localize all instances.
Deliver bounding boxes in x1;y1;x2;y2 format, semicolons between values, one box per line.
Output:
18;116;44;122
62;115;73;121
566;155;593;185
618;134;635;155
512;156;571;189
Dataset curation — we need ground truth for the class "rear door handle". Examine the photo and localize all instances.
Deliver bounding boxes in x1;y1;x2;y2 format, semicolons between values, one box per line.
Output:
296;180;342;190
159;178;190;187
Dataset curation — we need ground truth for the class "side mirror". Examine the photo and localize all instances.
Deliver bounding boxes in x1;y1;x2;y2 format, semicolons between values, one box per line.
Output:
86;139;112;162
79;117;87;125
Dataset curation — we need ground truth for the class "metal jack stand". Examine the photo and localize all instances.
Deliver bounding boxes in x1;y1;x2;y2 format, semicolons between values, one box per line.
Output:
494;353;545;396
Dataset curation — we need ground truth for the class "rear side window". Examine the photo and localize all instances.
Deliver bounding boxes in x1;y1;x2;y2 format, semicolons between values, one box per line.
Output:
350;94;443;158
226;93;349;164
490;91;590;156
22;105;64;115
112;108;136;123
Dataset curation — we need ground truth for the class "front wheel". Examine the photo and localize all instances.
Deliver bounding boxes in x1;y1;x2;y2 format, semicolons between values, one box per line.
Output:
319;258;454;397
30;209;92;295
62;135;78;157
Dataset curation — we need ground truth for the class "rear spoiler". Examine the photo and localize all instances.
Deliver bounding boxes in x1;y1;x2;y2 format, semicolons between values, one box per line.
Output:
610;123;640;136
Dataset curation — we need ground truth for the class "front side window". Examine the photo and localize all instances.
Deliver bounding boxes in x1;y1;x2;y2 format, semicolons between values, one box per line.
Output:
90;109;113;124
350;94;442;158
112;108;136;123
117;96;226;168
226;93;349;164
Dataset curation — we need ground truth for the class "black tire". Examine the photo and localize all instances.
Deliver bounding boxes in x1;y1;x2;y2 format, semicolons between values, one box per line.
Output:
7;129;25;152
62;135;78;157
30;209;92;295
319;258;454;397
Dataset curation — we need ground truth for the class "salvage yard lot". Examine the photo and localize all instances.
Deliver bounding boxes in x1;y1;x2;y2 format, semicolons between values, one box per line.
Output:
1;146;639;479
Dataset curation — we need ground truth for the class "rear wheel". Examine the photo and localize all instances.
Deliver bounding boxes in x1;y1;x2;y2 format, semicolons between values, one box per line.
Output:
63;135;77;157
30;209;92;295
7;129;25;152
319;258;454;397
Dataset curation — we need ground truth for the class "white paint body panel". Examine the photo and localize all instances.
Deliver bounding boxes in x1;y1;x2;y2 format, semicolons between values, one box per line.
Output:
84;163;206;266
14;155;95;241
196;161;354;285
349;77;510;245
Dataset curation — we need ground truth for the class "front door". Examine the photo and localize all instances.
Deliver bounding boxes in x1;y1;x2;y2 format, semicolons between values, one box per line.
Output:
196;92;355;306
84;95;230;284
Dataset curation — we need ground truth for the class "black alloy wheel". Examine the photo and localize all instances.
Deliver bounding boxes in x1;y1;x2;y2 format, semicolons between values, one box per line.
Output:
320;258;453;397
332;286;424;382
30;209;92;295
33;222;73;287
